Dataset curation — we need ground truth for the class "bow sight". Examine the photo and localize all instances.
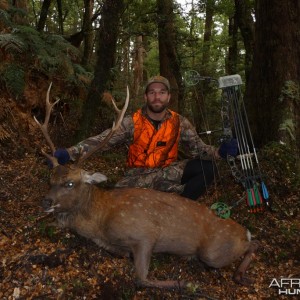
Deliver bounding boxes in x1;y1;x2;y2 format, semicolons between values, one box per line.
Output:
185;70;270;218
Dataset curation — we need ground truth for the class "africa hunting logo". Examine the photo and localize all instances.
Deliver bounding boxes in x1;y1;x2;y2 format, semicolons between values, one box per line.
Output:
269;278;300;295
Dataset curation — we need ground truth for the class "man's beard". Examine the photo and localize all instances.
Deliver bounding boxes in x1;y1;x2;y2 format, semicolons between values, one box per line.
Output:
147;102;167;113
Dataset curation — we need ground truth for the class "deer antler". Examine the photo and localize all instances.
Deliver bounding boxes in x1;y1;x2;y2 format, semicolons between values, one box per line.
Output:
34;82;60;167
77;86;130;165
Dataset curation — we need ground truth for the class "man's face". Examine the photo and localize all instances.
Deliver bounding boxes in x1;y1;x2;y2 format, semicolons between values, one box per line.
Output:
144;82;171;113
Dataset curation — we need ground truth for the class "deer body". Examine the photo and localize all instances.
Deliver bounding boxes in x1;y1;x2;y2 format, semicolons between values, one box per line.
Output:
43;165;259;289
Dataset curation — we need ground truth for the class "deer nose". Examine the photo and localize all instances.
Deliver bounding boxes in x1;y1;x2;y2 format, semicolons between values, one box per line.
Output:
42;198;53;209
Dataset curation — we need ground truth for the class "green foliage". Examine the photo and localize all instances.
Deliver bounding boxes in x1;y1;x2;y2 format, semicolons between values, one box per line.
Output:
13;26;82;76
216;0;235;17
279;80;300;102
278;81;299;144
0;9;13;28
0;63;25;97
279;118;295;141
14;25;44;52
0;33;26;97
261;142;300;192
8;6;28;20
39;221;56;239
0;33;25;54
73;63;93;77
0;25;90;97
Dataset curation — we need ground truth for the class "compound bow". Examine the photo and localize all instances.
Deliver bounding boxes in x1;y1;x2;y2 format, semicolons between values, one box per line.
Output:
185;71;270;218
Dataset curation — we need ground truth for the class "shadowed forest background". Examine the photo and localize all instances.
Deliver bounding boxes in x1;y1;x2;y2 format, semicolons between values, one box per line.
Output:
0;0;299;299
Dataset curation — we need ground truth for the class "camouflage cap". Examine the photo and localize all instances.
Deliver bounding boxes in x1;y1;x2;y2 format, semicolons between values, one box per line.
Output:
145;75;170;92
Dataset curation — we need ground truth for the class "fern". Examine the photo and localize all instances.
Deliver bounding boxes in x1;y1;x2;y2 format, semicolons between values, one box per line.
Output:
279;118;296;141
73;64;93;77
1;63;25;97
12;27;82;78
1;25;90;92
0;8;12;28
14;25;46;55
36;54;60;74
0;33;25;54
45;34;81;60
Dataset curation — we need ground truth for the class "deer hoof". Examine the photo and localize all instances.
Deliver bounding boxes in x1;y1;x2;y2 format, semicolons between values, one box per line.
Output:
233;274;254;286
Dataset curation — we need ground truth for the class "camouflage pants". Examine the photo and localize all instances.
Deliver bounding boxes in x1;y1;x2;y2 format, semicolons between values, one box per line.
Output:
114;160;190;194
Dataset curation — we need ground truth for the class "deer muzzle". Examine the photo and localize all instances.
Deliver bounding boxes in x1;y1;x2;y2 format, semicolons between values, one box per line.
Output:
42;198;56;213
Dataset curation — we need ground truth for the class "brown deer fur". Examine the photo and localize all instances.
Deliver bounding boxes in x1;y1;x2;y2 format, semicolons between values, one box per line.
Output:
42;165;259;289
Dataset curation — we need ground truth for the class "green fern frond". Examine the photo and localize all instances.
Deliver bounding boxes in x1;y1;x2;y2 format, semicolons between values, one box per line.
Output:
14;25;45;54
45;34;81;61
0;9;12;27
1;26;90;90
1;63;25;98
0;33;25;54
9;6;28;19
12;27;82;77
36;54;60;74
73;64;93;77
279;118;296;141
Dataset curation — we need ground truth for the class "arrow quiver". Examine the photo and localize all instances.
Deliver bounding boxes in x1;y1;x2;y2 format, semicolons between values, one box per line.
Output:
218;75;269;214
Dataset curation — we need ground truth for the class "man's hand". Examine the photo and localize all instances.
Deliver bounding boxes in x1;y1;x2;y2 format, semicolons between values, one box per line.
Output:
218;138;238;159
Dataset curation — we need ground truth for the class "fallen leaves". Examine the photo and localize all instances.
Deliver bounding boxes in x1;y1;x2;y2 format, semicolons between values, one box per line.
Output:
0;155;299;299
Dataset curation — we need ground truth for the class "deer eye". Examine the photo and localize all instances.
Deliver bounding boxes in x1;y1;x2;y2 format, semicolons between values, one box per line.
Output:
65;181;74;188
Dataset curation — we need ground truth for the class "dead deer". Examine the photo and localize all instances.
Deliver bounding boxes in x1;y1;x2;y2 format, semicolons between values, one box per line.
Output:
35;83;260;289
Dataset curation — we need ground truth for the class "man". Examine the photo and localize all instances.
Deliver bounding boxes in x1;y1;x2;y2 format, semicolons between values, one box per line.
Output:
54;75;238;200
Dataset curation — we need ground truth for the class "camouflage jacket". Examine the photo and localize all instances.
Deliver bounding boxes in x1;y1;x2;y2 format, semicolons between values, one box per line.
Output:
68;108;219;193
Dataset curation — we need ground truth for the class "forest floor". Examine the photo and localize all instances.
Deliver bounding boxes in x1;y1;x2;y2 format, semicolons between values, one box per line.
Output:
0;143;299;300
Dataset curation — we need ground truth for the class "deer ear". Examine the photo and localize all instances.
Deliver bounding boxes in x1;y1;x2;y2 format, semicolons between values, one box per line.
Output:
82;172;108;184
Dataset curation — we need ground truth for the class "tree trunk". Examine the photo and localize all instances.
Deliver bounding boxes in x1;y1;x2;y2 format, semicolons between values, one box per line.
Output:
226;15;238;75
132;35;146;100
245;0;300;154
194;0;215;132
201;0;214;73
65;6;101;48
157;0;183;113
81;0;94;67
36;0;52;31
75;0;125;142
56;0;63;35
234;0;255;82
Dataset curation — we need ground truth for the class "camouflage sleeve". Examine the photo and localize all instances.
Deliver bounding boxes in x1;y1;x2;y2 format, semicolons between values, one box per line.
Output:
68;114;134;160
179;115;220;160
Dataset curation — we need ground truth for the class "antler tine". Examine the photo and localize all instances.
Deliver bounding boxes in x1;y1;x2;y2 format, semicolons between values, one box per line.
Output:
110;95;121;114
77;86;130;166
34;82;60;167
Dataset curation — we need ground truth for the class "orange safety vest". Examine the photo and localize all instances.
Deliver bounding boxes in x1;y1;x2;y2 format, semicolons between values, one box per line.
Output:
127;109;180;168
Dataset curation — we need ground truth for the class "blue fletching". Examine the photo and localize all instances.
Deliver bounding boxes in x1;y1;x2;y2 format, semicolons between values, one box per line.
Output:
262;182;269;200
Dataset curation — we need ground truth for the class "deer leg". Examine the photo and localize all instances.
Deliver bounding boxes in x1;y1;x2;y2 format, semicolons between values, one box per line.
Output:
233;240;260;286
132;241;152;286
132;242;186;289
